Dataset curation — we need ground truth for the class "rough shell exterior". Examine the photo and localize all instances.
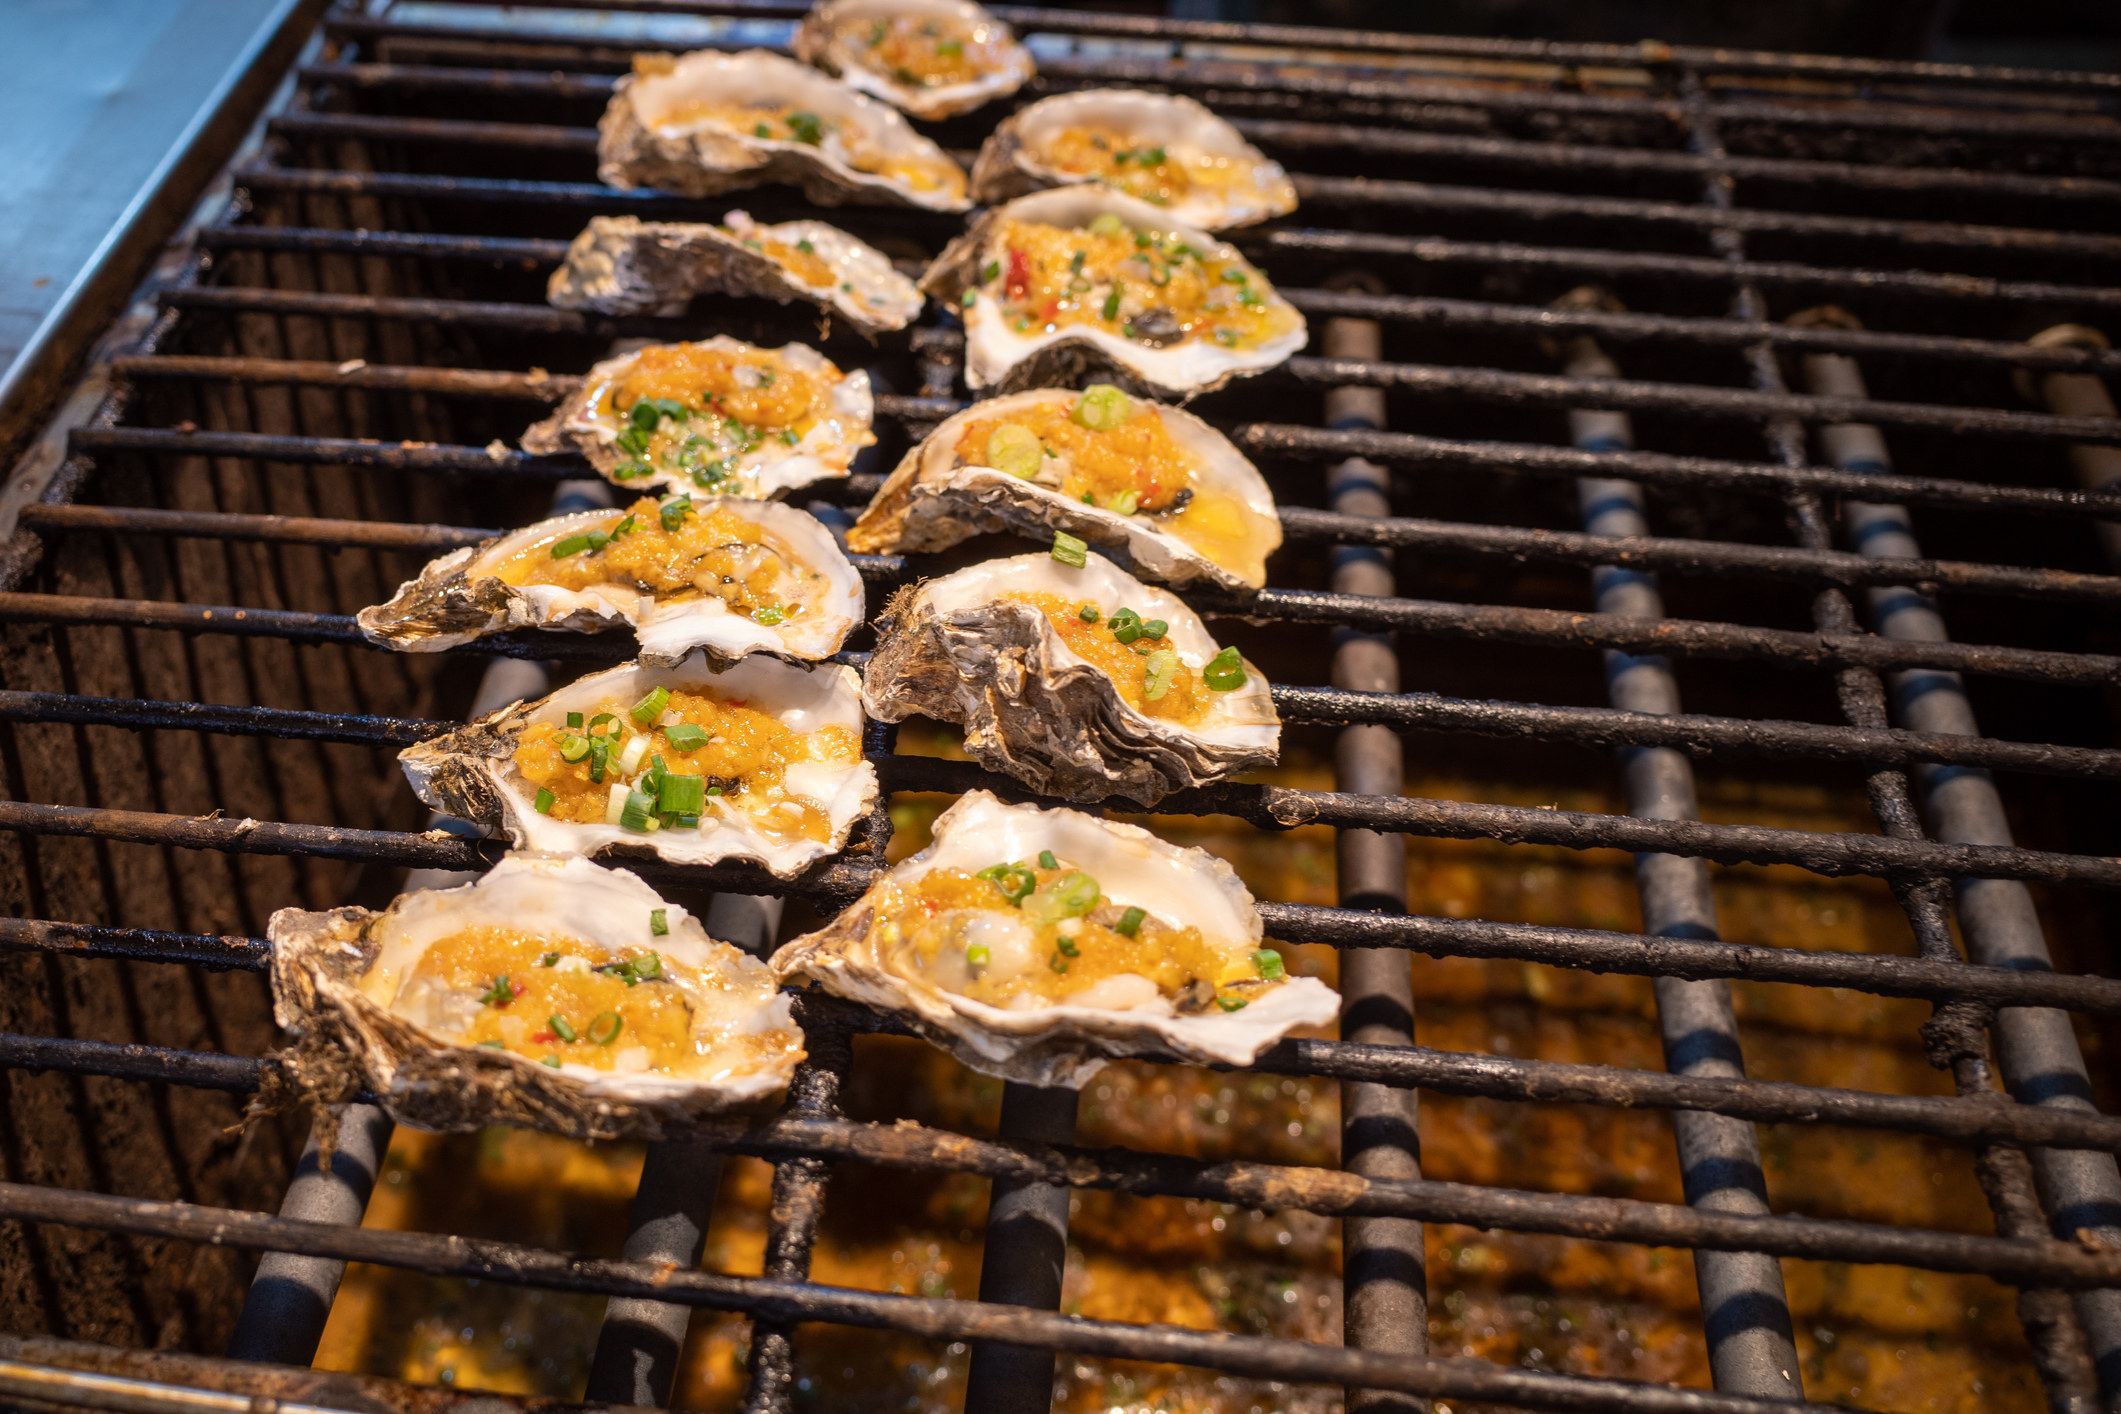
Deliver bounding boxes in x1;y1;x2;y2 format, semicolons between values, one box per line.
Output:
543;213;922;333
968;89;1298;230
770;791;1338;1087
860;555;1280;806
268;858;803;1140
598;49;969;211
794;0;1034;121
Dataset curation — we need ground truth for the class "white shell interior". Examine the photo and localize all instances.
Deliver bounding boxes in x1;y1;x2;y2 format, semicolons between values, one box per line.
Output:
915;552;1279;749
464;655;877;878
626;49;968;210
958;187;1306;393
559;336;874;497
355;854;798;1104
460;500;864;664
1003;89;1296;229
803;0;1033;120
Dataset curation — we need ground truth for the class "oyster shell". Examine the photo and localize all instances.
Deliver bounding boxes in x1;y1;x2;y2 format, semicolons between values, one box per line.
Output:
357;496;864;668
862;550;1279;806
599;49;969;211
545;212;924;334
520;336;874;497
771;791;1337;1087
847;384;1281;591
923;187;1306;398
400;653;877;880
794;0;1033;121
270;853;804;1139
970;89;1296;230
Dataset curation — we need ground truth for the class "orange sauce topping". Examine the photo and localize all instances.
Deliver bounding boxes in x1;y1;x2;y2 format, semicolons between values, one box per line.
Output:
999;590;1214;726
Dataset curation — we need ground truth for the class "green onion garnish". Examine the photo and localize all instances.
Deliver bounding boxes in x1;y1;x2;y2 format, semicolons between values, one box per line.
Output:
1252;949;1285;980
549;1015;578;1043
659;772;706;816
985;423;1042;480
1020;870;1101;927
1115;906;1146;937
1143;648;1179;702
534;787;556;815
1220;268;1249;285
796;238;816;254
1105;490;1138;516
755;121;771;138
1056;935;1080;957
1039;850;1058;870
550;531;605;559
566;712;584;728
589;712;617;733
660;495;694;532
981;260;1000;283
1088;212;1126;237
1050;531;1088;568
632;951;662;980
558;735;590;763
1141;619;1167;639
1216;996;1248;1012
1101;287;1121;321
752;604;786;626
478;975;513;1006
1072;383;1132;431
630;685;671;725
1078;604;1100;623
664;723;709;752
1049;953;1069;974
588;1012;624;1045
540;951;560;967
542;1055;562;1068
786;110;823;145
976;861;1037;905
1203;646;1247;691
961;289;978;307
619;788;658;833
1108;608;1143;643
966;943;990;967
478;1039;505;1050
649;908;669;937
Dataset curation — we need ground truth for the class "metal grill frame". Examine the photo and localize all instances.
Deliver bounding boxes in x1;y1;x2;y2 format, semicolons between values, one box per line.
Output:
3;4;2121;1413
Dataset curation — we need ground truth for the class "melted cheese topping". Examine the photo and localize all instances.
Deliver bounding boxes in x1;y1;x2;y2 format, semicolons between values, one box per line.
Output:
873;863;1279;1012
396;926;698;1072
981;216;1298;355
1039;125;1263;211
513;688;861;843
998;590;1214;726
848;13;1011;88
489;497;824;623
950;392;1273;585
651;97;965;198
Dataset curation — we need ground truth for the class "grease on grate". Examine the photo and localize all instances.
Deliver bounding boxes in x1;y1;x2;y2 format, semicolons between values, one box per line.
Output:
316;734;2044;1412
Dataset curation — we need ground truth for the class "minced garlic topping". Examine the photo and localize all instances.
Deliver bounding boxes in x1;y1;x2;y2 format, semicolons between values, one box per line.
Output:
489;497;822;624
513;687;860;843
1039;125;1262;211
872;861;1282;1011
979;215;1297;354
590;342;843;491
998;590;1216;726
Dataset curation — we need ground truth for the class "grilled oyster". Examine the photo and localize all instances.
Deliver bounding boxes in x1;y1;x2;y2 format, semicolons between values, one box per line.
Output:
862;551;1279;805
270;853;804;1138
599;49;969;211
772;791;1336;1087
521;337;874;497
970;89;1296;230
545;213;923;334
795;0;1033;121
923;187;1305;397
401;654;876;880
357;495;863;668
848;384;1281;591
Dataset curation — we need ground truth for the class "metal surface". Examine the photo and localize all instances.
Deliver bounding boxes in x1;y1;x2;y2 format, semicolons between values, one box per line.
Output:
2;3;2120;1413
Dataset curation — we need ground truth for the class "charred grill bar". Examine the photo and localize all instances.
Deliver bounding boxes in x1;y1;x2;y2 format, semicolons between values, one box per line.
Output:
3;4;2121;1414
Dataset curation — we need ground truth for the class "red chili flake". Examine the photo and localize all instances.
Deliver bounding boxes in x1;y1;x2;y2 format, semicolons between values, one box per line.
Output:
531;1032;555;1045
510;979;526;996
1005;247;1031;300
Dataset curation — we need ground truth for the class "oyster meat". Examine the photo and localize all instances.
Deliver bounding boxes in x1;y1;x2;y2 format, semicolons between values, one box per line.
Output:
599;49;969;211
971;89;1297;230
357;495;864;668
400;653;877;880
521;336;874;497
923;187;1306;397
772;791;1337;1087
270;853;805;1138
862;550;1279;805
795;0;1033;121
848;383;1281;591
545;212;923;334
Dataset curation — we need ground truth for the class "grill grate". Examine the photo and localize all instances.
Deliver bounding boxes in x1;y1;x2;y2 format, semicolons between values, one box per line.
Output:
3;3;2121;1413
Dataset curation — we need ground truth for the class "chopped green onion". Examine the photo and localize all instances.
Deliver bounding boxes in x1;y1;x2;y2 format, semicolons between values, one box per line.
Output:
588;1012;624;1045
550;531;605;559
1078;603;1100;623
976;862;1037;905
981;259;1000;283
1108;608;1143;643
1115;906;1146;937
542;1054;562;1068
1141;619;1167;639
1220;268;1249;285
534;787;556;815
540;951;560;967
1143;647;1179;702
961;288;977;307
752;604;786;626
659;772;706;816
630;685;671;725
1216;995;1248;1012
566;712;583;728
780;427;800;445
1039;849;1059;870
1055;935;1079;957
1072;383;1132;430
478;975;513;1006
1101;286;1122;321
1252;948;1286;979
589;712;617;734
660;494;693;531
611;514;636;538
754;121;771;138
632;951;662;980
664;723;709;752
478;1039;505;1050
706;785;723;796
549;1014;578;1043
1215;328;1240;347
1020;870;1101;926
649;908;669;937
936;37;962;57
619;787;658;833
786;110;823;145
1203;646;1247;691
1050;531;1088;569
966;944;990;967
588;737;609;783
796;238;816;254
1105;490;1138;516
1049;953;1069;974
1087;212;1127;237
985;422;1043;480
1068;250;1086;276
